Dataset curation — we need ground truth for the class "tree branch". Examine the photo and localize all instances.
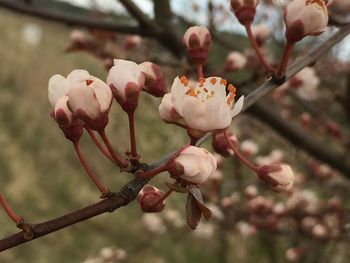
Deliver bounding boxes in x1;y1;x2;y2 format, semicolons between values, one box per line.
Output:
0;0;142;35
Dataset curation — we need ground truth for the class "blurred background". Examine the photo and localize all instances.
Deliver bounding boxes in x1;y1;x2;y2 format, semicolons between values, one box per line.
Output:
0;0;350;262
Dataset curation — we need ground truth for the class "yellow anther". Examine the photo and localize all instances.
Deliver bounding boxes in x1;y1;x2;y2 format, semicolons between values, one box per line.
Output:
210;78;217;85
180;76;189;86
220;79;227;86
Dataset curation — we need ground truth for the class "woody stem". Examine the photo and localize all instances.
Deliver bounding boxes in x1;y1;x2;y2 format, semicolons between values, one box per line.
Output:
0;193;22;224
244;23;274;73
73;142;107;193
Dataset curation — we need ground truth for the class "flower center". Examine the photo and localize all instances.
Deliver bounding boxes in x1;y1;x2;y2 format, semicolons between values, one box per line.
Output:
179;76;236;105
306;0;325;6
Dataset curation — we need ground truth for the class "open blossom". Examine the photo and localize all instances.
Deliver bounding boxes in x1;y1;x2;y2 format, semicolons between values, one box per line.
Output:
168;146;217;184
284;0;328;42
139;62;167;97
137;185;165;213
257;164;295;192
159;76;244;138
183;26;212;64
224;51;247;72
48;71;87;142
67;70;113;131
230;0;260;25
107;59;145;112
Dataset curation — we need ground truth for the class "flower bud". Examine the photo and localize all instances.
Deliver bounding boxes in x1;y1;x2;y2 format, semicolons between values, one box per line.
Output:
137;185;165;213
183;26;212;65
107;59;145;113
168;146;217;184
230;0;260;25
68;76;112;131
212;132;238;157
257;164;295;192
224;51;247;72
124;35;142;50
240;140;259;156
284;0;328;42
139;62;167;97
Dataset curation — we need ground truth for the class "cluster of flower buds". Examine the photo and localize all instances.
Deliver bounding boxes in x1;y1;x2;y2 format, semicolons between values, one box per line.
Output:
48;70;112;139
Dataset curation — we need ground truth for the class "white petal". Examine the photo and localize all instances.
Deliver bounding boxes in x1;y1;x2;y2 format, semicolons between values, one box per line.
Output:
66;69;90;84
90;77;112;112
231;95;244;118
48;74;71;106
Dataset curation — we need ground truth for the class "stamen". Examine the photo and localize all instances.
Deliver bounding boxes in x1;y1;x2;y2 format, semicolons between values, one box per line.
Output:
210;78;217;85
180;76;189;86
220;79;227;86
186;88;197;97
199;77;206;87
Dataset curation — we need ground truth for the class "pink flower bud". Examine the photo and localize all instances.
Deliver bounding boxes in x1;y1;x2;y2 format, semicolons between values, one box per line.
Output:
257;164;295;192
230;0;260;25
168;146;217;184
284;0;328;42
139;62;167;97
183;26;212;65
48;73;84;142
212;132;238;157
137;185;165;213
224;51;247;72
240;140;259;156
107;59;145;113
68;76;112;131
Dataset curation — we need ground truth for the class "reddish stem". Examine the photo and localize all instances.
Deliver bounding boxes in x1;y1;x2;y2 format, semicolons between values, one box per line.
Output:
127;110;138;158
244;23;274;73
276;40;295;78
0;193;22;224
224;131;259;172
73;142;107;193
86;128;115;164
151;189;173;208
98;129;129;168
197;64;204;79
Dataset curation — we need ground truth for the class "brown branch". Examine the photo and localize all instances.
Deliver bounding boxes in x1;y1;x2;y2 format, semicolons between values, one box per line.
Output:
0;0;142;35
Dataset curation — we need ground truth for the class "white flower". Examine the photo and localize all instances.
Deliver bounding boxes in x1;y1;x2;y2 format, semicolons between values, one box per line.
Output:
68;74;112;130
285;0;328;42
160;76;244;136
170;146;217;184
224;51;247;72
183;26;211;50
258;164;295;192
139;62;167;97
107;59;145;112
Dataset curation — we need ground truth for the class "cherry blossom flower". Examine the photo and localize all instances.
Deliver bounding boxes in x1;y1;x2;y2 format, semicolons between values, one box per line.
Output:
107;59;145;112
183;26;212;64
284;0;328;42
159;76;244;138
168;146;217;184
137;185;166;213
230;0;260;25
67;72;113;131
139;62;167;97
257;164;295;192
